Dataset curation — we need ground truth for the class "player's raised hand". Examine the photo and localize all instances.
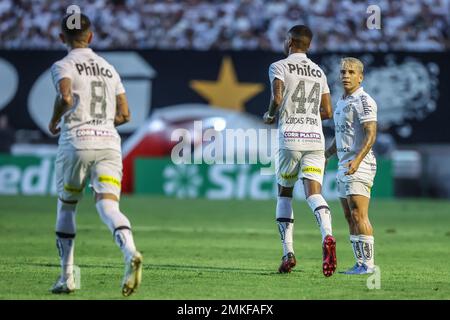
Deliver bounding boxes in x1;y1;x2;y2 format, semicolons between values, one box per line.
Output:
263;111;276;124
344;159;361;175
48;120;61;135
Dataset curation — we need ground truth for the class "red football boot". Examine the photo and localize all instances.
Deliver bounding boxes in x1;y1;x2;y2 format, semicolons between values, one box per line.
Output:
278;252;296;273
322;235;337;277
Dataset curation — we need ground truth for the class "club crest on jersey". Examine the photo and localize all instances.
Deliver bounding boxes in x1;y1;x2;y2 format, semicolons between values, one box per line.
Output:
75;59;113;78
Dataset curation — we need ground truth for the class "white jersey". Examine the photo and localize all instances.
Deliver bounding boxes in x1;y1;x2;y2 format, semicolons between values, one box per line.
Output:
334;86;377;172
51;48;125;152
269;52;330;151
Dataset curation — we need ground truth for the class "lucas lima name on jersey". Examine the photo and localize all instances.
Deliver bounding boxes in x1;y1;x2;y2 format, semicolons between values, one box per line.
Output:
51;48;125;152
269;53;330;151
334;86;377;171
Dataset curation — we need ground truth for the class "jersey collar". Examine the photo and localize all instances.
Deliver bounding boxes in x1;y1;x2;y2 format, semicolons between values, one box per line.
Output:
69;47;93;53
289;52;307;58
343;86;364;99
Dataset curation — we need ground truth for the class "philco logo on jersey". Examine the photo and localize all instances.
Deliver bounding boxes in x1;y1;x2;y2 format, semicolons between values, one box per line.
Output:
75;60;113;78
284;131;321;139
287;63;322;78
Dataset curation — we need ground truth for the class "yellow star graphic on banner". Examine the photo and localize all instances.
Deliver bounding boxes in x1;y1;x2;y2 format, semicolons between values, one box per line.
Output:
190;56;264;112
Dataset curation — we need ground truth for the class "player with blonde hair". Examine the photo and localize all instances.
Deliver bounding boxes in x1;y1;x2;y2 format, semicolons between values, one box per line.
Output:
325;57;378;274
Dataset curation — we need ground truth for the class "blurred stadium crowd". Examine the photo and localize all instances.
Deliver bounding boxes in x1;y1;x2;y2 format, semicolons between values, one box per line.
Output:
0;0;449;51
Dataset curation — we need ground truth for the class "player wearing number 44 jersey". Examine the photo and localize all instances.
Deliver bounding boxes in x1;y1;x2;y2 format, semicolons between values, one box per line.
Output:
48;13;142;296
263;25;336;277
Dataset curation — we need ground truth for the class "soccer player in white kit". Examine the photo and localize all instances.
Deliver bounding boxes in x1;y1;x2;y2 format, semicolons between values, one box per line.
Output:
263;25;336;277
325;57;377;274
48;14;142;295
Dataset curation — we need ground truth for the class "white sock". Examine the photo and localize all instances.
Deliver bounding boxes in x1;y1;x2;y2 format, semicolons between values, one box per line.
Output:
55;200;77;279
96;199;137;261
56;199;77;234
306;194;332;241
276;196;294;256
56;237;75;279
358;234;375;268
350;235;363;266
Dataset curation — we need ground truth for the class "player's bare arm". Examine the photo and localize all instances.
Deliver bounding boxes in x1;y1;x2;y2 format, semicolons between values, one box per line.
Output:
320;93;332;120
344;121;377;175
49;78;73;135
114;93;131;127
263;78;284;124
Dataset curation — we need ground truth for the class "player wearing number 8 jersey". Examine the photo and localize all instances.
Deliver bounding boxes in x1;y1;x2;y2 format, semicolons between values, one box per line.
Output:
263;25;336;277
48;13;142;296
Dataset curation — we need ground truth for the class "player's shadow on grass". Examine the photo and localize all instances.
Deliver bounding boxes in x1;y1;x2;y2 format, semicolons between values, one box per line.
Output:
146;263;305;275
26;262;123;269
27;262;303;275
145;263;283;275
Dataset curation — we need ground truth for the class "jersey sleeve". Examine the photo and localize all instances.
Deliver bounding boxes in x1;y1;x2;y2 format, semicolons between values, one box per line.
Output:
114;68;126;95
322;72;330;94
50;60;73;93
355;94;377;123
269;62;284;83
115;77;126;95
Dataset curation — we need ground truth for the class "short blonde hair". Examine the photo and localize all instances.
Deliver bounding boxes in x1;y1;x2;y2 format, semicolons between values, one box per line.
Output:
340;57;364;74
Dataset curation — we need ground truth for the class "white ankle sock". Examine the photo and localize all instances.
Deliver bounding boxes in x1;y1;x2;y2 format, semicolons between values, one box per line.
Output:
55;200;77;278
358;234;375;268
56;237;75;279
350;235;363;266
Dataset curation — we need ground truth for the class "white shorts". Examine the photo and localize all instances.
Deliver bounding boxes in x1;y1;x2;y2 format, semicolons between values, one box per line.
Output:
336;168;375;199
55;148;122;202
275;149;325;187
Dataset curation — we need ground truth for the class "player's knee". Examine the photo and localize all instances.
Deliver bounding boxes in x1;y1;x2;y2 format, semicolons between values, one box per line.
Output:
278;185;293;197
351;208;362;225
303;179;322;198
95;192;119;202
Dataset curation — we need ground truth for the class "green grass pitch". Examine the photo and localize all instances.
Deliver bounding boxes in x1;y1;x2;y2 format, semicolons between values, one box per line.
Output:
0;195;449;300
